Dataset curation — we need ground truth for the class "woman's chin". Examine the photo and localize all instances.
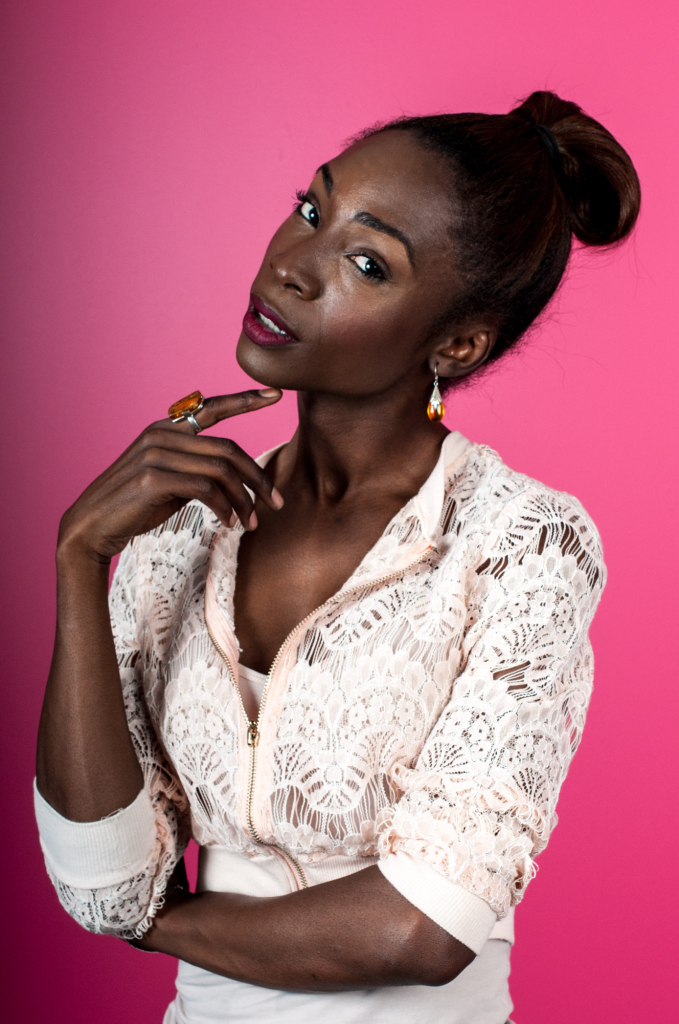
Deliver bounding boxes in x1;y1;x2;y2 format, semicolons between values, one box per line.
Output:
235;332;297;390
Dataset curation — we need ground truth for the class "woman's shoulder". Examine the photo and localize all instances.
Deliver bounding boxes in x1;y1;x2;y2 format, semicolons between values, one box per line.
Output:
446;439;604;566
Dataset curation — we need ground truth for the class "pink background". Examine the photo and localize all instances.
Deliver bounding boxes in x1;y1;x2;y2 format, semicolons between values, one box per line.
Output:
2;1;677;1021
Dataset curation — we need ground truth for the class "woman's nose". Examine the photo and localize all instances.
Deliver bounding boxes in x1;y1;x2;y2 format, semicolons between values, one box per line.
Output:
269;246;321;300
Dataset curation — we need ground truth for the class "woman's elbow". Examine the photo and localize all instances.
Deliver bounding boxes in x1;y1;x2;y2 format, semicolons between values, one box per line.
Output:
391;906;476;987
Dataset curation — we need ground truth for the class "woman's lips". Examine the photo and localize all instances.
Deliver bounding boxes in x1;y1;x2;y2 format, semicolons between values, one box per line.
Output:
243;294;298;347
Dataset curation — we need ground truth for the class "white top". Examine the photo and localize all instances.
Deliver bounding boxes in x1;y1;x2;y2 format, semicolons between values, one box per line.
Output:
237;663;267;717
34;431;604;1022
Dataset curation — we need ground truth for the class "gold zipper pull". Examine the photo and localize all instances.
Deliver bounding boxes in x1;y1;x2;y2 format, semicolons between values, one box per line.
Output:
247;722;259;746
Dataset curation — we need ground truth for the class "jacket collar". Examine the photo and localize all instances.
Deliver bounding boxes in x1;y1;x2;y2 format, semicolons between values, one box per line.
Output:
412;430;471;541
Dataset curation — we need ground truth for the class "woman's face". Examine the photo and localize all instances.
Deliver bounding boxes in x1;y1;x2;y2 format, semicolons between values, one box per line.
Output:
236;131;464;398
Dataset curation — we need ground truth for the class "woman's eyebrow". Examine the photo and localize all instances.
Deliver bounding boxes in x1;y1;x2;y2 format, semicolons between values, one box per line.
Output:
318;163;334;195
353;211;415;268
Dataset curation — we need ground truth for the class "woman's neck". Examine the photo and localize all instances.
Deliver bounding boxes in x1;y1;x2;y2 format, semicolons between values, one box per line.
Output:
272;387;449;506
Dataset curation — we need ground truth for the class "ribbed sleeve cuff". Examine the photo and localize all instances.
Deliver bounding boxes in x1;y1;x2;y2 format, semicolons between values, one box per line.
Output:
378;852;497;954
33;780;157;889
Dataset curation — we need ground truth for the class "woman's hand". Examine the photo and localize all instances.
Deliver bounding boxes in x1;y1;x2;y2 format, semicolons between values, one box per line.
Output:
58;388;284;565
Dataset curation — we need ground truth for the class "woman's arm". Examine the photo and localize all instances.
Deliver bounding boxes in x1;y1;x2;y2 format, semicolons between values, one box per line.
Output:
36;389;283;823
135;865;475;990
376;486;606;922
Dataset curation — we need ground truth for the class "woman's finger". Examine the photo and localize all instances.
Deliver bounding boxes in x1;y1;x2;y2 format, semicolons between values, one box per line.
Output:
134;446;259;528
136;468;236;529
168;388;282;434
129;428;284;512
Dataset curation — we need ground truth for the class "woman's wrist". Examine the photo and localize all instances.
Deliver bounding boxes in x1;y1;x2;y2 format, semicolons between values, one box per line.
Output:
56;533;113;575
132;887;202;955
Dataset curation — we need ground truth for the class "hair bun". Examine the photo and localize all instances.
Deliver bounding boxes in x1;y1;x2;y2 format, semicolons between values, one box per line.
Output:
512;90;641;247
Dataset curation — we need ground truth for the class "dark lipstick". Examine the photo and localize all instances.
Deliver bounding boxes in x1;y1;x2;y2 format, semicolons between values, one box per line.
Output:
243;294;298;347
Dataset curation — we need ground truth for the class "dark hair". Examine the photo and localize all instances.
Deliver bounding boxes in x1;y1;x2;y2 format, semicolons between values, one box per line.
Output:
356;91;641;381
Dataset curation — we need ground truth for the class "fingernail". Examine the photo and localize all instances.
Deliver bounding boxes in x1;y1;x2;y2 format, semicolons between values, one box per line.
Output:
258;388;282;398
271;487;284;509
228;511;237;527
248;511;258;530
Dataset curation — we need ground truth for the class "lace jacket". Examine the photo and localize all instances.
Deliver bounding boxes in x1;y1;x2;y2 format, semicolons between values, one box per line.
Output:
35;432;604;949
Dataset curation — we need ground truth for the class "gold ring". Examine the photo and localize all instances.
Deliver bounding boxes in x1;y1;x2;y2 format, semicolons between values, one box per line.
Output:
168;391;205;433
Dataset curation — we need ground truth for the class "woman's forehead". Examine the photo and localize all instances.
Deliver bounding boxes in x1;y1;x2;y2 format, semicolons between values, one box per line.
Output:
317;132;456;246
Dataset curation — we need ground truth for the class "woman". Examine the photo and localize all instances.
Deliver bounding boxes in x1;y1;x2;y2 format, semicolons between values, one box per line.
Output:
35;91;640;1023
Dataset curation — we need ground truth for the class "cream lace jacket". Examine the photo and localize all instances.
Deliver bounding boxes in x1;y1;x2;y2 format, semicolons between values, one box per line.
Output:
35;432;604;953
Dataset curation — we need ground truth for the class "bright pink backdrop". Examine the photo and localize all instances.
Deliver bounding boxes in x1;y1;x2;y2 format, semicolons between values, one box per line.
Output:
2;2;677;1021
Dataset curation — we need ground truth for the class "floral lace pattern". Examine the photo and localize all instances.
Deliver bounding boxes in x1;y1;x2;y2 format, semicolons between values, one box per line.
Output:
44;437;604;935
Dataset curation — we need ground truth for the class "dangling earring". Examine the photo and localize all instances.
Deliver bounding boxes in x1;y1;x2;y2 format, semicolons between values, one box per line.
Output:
427;367;445;421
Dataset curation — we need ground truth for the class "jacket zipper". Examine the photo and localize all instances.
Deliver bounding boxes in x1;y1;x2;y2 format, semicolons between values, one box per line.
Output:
204;616;310;889
205;543;434;891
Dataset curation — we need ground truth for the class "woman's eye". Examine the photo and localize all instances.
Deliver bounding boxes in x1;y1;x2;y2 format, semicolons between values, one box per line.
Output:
300;201;319;226
295;192;319;227
350;254;385;280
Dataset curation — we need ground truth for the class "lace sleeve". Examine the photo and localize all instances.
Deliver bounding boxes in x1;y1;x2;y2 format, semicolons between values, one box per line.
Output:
376;488;605;917
40;541;191;939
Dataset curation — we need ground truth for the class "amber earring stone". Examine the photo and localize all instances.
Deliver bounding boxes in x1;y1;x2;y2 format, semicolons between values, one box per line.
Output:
427;382;445;422
427;400;445;422
168;391;205;421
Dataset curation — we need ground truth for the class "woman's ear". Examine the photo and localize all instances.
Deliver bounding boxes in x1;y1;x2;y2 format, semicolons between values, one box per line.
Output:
429;327;497;378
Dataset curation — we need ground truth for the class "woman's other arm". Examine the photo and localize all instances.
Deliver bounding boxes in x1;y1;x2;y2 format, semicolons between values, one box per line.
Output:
136;864;476;989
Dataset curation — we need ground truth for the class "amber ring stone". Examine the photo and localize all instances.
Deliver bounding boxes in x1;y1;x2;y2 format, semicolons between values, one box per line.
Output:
168;391;205;423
